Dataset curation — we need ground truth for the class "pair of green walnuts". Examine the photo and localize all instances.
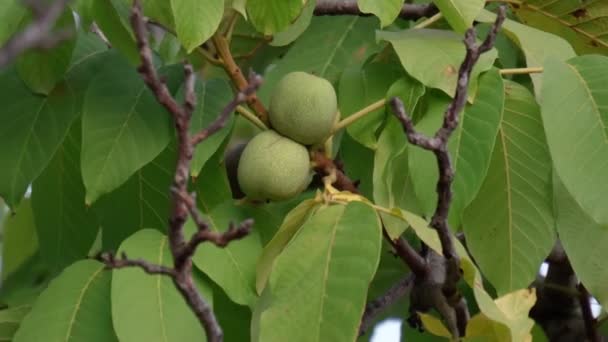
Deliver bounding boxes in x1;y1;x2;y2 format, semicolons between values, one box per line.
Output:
236;72;337;201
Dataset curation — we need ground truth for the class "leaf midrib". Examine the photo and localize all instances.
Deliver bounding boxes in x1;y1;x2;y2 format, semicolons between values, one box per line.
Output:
315;209;343;342
64;266;104;342
90;86;146;197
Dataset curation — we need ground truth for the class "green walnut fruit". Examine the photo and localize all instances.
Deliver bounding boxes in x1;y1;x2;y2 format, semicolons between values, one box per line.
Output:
237;130;312;201
269;71;338;145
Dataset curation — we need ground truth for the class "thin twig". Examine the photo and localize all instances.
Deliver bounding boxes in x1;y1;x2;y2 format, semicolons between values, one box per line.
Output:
99;252;176;277
236;105;268;130
0;0;72;67
191;72;263;146
413;12;443;29
499;67;543;75
332;99;386;133
359;274;415;336
314;1;438;20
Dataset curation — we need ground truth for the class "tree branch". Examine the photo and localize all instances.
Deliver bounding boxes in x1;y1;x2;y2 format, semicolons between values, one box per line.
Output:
311;151;360;193
578;284;601;342
390;6;506;337
314;1;438;20
359;274;415;336
212;34;269;123
98;2;261;341
382;228;427;277
0;0;72;67
98;252;176;277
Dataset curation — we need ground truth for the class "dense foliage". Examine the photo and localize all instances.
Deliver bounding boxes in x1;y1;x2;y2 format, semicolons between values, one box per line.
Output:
0;0;607;341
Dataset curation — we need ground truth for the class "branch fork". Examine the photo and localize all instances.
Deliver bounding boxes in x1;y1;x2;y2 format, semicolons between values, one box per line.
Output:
98;2;263;341
384;6;507;337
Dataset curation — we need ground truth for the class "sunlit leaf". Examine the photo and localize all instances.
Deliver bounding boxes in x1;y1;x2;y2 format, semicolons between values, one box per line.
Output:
512;0;608;55
171;0;223;52
409;69;504;226
476;9;575;97
1;200;38;280
377;28;497;99
542;55;608;224
338;61;403;149
463;80;555;295
189;201;280;307
555;177;608;305
434;0;485;33
358;0;402;27
270;0;316;46
258;16;379;103
112;229;212;342
246;0;305;35
256;198;320;294
13;260;118;342
256;202;382;342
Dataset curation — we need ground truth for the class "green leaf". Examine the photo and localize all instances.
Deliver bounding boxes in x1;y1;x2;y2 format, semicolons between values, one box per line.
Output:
270;0;316;46
112;229;212;342
358;0;402;27
419;313;452;338
258;16;380;103
555;177;608;305
91;0;139;65
93;142;175;250
256;198;320;294
246;0;305;35
31;121;99;273
212;283;251;342
0;69;77;208
177;78;234;177
194;149;233;213
542;55;608;225
256;202;382;342
134;0;175;29
377;29;497;100
409;69;504;226
0;305;30;341
1;200;38;281
189;201;279;307
476;9;575;98
372;76;426;238
16;10;76;95
463;80;555;295
13;260;118;342
0;0;26;45
338;61;403;149
434;0;485;33
512;0;608;55
171;0;223;52
65;33;111;107
82;59;172;204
